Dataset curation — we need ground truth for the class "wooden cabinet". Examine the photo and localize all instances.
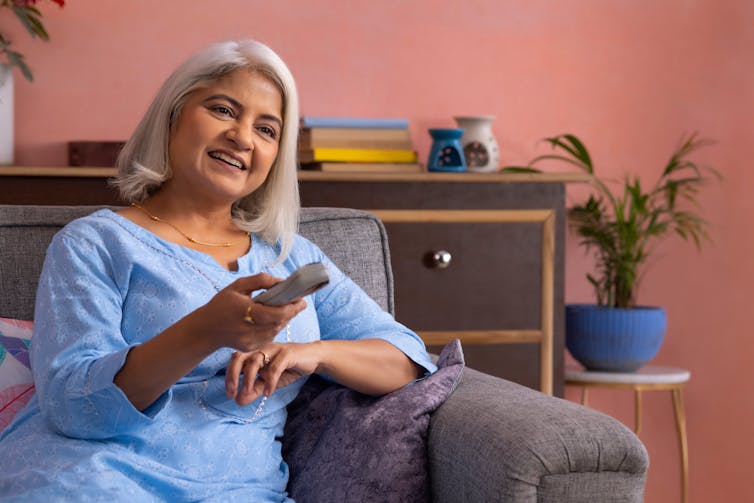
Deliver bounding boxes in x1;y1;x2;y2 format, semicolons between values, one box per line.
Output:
0;167;588;396
0;167;122;205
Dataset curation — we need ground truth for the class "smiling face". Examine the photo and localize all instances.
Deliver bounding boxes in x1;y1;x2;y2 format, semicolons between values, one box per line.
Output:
164;69;284;206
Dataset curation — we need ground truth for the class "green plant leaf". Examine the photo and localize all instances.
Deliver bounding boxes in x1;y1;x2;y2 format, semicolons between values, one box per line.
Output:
5;50;34;81
11;5;49;40
562;134;593;171
529;154;589;171
498;166;542;173
542;135;583;162
535;131;721;308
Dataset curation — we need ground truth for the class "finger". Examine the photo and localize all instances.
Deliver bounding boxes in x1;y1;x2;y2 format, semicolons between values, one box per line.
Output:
274;299;307;329
242;302;273;327
237;352;267;405
250;298;306;327
252;377;266;401
242;302;295;329
232;273;283;296
225;351;245;398
288;298;307;317
237;360;260;405
273;297;306;315
241;303;255;326
261;351;287;397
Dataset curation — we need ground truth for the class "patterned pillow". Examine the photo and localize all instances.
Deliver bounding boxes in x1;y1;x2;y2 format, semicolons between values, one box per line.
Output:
0;317;35;432
282;339;465;503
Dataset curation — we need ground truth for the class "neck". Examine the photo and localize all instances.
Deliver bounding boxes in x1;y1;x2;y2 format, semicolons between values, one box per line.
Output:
132;197;248;248
146;191;235;227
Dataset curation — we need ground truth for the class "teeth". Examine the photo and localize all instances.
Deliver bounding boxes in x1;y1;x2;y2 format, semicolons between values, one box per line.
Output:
209;152;244;170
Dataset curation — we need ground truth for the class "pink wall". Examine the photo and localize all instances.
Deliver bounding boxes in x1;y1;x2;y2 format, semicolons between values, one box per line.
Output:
4;1;753;500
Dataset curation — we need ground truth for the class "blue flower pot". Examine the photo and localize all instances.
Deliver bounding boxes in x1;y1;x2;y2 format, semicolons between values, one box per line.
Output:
565;304;667;372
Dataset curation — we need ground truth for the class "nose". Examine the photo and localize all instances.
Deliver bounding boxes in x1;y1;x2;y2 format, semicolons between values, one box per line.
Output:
226;123;254;151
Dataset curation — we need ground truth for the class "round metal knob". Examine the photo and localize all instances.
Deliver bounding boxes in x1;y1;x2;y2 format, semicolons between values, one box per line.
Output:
428;250;452;269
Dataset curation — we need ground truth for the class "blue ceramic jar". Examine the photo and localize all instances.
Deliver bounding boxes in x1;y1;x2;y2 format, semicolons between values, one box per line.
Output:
427;128;466;172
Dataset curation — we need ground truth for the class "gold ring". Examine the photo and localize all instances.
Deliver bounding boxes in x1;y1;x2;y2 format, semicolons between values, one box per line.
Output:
260;352;271;366
243;305;254;324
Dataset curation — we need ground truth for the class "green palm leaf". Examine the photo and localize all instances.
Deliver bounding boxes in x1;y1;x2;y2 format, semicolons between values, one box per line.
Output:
533;132;721;307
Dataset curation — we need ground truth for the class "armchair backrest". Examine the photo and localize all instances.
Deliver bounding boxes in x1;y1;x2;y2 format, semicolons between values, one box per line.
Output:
0;205;394;320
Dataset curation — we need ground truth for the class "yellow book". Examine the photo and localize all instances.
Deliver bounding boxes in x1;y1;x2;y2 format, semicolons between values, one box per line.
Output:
298;148;418;164
300;162;424;173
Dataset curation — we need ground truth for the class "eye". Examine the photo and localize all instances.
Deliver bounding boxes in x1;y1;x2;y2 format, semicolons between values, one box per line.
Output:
210;105;234;118
257;124;278;139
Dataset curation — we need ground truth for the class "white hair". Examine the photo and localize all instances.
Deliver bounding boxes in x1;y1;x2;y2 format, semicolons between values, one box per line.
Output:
113;40;300;262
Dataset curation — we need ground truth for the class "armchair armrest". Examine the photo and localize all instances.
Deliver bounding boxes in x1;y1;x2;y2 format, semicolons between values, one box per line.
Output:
428;368;649;503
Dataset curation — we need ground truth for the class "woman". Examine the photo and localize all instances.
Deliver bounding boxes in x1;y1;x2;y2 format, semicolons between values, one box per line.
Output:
0;40;434;502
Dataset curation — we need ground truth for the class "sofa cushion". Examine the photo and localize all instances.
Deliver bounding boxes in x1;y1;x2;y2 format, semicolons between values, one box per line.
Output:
282;339;465;503
0;317;35;432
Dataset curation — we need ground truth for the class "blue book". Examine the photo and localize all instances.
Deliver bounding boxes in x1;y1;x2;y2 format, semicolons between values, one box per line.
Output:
301;117;409;129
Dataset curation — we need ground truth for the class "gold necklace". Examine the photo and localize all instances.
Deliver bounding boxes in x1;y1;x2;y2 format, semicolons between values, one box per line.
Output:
131;203;249;248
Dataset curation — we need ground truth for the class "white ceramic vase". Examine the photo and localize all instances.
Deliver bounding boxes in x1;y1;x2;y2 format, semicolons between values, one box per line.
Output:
0;64;14;165
453;116;499;173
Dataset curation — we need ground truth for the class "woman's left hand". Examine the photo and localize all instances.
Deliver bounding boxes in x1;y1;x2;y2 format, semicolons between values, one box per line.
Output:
224;342;322;405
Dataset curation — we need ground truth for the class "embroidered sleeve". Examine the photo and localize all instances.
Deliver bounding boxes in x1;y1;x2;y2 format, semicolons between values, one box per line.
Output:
31;232;169;439
313;252;437;376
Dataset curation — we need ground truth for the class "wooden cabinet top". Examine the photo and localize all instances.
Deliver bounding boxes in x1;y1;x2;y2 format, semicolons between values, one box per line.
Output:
0;166;591;184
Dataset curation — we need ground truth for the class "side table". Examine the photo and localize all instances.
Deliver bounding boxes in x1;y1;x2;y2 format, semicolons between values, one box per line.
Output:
565;365;691;503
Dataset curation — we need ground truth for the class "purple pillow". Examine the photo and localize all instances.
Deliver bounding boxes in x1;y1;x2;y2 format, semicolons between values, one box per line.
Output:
282;340;464;503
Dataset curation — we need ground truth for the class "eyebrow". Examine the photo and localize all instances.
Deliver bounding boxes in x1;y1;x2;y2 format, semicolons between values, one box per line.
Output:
204;94;283;129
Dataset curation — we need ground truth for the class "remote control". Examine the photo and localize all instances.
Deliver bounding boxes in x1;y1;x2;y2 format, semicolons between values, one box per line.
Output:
252;262;330;306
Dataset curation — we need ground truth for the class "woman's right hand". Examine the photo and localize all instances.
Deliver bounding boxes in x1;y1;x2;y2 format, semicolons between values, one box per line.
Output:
194;273;307;353
115;273;306;411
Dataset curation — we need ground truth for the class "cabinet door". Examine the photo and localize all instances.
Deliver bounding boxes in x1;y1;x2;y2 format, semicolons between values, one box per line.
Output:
374;210;555;394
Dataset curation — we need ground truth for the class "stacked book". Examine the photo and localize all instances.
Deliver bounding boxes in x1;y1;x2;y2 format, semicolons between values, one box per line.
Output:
298;117;422;173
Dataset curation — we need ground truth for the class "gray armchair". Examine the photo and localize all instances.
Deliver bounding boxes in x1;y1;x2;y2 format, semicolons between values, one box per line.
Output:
0;205;648;502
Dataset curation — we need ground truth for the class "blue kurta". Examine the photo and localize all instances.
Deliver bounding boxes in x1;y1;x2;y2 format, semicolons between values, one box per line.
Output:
0;210;435;502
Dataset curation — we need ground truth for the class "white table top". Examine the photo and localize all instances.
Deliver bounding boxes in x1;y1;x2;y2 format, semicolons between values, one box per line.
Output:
565;365;691;385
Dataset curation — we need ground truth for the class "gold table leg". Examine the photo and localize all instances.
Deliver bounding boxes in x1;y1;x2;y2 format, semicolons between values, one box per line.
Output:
672;387;689;503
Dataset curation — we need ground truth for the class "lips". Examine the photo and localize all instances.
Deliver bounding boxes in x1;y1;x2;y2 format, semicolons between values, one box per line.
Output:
208;151;247;171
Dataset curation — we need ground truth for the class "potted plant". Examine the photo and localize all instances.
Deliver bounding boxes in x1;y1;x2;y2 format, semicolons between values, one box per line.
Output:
526;133;721;371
